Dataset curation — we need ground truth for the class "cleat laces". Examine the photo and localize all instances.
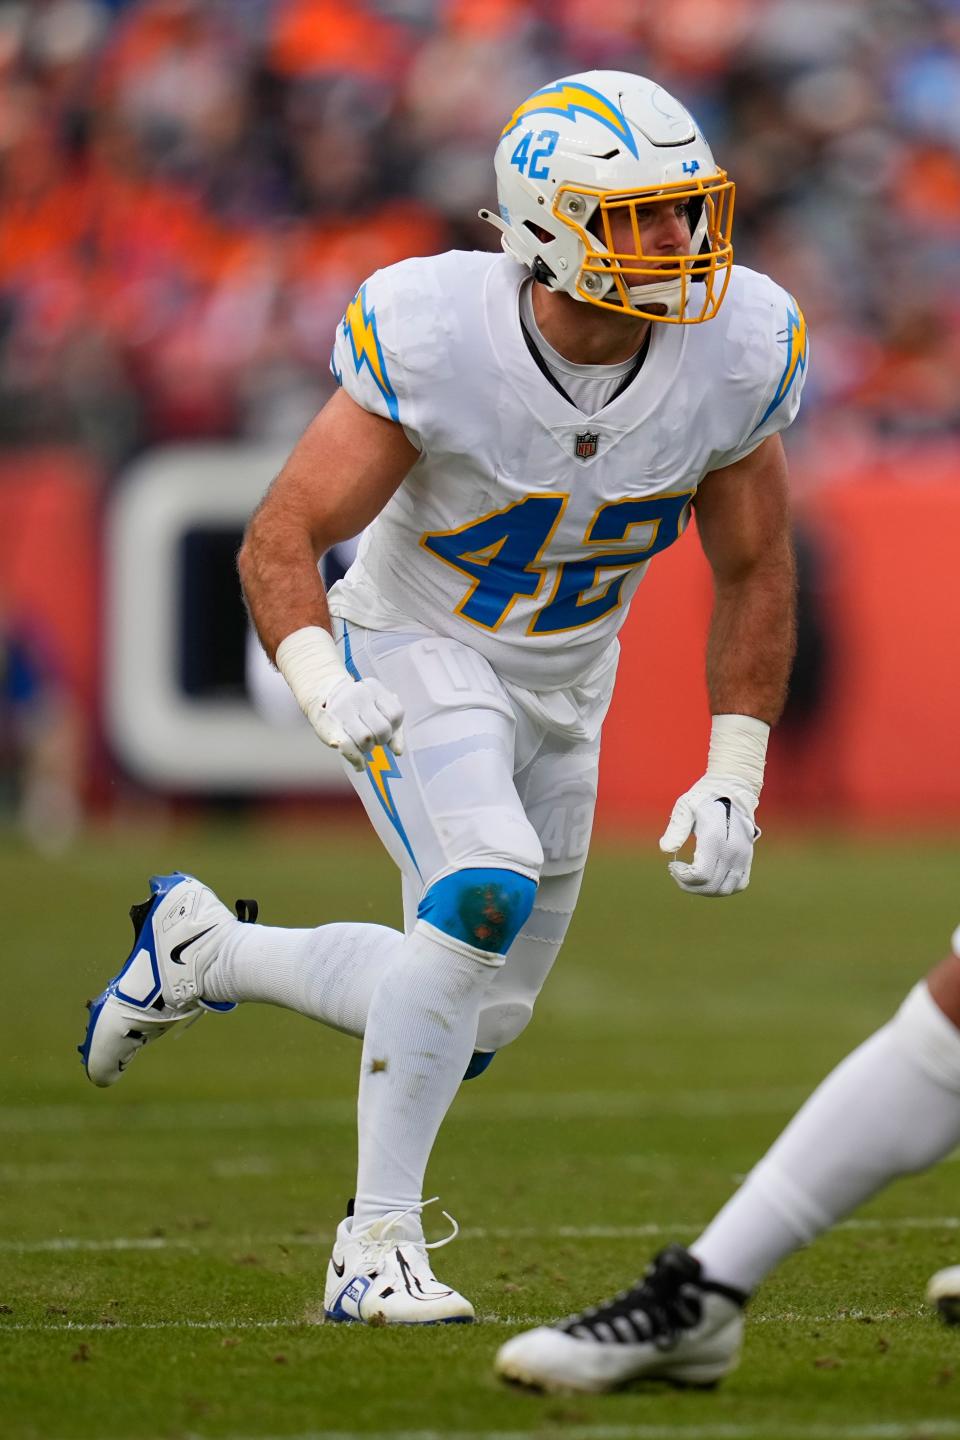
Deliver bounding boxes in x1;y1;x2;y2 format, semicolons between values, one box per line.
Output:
355;1197;460;1270
559;1245;712;1350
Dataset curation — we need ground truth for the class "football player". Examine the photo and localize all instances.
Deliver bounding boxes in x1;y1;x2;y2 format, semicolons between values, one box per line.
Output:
496;922;960;1389
80;72;807;1326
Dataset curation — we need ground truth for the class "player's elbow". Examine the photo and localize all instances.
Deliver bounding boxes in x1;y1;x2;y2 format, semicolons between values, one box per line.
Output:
236;522;262;605
236;503;290;614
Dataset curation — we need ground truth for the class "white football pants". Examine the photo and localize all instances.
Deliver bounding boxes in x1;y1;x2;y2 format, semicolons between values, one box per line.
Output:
338;621;602;1050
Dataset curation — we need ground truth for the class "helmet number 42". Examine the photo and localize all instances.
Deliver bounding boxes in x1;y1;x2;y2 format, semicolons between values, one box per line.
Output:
510;129;559;180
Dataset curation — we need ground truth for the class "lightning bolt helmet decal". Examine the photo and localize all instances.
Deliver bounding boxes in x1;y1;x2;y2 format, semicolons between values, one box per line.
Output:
500;81;639;158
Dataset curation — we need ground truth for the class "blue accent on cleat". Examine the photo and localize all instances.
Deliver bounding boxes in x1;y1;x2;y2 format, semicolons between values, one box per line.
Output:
323;1309;473;1326
463;1050;496;1081
77;994;107;1073
78;871;235;1080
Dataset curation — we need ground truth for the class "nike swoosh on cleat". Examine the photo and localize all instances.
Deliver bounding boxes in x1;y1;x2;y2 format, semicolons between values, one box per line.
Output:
395;1248;453;1300
331;1257;346;1278
169;926;216;965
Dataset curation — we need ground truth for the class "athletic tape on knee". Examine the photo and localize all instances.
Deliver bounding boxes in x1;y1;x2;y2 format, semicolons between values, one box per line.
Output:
417;868;537;955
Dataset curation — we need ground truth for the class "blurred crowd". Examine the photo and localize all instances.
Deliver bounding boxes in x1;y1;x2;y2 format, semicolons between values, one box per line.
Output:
1;0;959;474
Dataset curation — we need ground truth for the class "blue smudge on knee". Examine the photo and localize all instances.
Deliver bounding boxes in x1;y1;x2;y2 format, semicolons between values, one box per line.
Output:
463;1050;496;1081
418;868;537;954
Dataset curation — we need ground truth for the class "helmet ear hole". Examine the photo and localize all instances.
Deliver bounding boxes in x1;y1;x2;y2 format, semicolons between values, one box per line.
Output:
523;220;556;245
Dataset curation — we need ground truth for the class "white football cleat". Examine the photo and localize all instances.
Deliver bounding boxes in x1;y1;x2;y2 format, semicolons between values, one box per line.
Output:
927;1265;960;1324
495;1244;745;1393
324;1199;475;1325
79;871;257;1087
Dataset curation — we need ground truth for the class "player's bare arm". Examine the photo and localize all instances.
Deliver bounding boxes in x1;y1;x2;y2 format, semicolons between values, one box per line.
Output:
238;389;419;769
237;387;418;662
694;432;796;725
658;435;795;897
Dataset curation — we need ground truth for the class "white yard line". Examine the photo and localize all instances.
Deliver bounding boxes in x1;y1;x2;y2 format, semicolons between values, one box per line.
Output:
3;1317;305;1332
3;1215;959;1255
0;1308;929;1334
0;1086;812;1134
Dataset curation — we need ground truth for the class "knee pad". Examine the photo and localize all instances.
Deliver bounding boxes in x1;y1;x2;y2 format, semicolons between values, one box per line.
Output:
418;868;537;955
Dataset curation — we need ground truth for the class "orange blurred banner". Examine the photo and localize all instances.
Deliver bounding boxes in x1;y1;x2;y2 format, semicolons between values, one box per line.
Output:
599;475;960;827
1;448;958;824
0;449;99;712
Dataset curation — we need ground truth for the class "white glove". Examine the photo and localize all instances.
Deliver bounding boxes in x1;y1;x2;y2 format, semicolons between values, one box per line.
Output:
275;626;404;772
307;674;405;772
659;776;760;898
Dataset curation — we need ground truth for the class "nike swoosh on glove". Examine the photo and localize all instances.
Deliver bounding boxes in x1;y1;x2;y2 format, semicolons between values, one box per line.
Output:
307;675;405;772
659;776;760;898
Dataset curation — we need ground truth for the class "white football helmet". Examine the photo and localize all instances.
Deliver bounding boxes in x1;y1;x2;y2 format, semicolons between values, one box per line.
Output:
480;71;735;324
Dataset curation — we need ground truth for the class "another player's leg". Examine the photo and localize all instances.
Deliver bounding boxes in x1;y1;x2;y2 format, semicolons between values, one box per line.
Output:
496;927;960;1390
927;1265;960;1323
689;933;960;1298
496;1246;746;1393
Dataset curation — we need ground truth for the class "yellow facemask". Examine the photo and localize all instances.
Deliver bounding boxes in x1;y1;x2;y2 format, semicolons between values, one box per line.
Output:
554;171;735;324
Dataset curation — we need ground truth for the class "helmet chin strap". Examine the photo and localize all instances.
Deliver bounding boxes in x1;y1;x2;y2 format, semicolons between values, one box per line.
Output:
626;276;684;317
576;260;684;317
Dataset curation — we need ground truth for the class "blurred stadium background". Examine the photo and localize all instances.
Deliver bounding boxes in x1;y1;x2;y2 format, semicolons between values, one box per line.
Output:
4;6;960;1436
2;0;958;846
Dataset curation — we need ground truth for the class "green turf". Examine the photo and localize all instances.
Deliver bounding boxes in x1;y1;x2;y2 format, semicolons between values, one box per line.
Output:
3;821;960;1439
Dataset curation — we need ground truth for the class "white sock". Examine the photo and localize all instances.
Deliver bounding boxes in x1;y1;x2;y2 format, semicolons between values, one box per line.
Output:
693;982;960;1293
353;919;502;1231
201;921;402;1037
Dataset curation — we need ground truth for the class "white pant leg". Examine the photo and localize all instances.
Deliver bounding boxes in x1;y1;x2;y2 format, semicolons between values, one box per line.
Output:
476;729;600;1050
337;621;544;892
335;623;548;1223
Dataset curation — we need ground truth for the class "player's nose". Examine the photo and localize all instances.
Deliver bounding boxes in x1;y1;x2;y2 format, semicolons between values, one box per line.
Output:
650;208;689;254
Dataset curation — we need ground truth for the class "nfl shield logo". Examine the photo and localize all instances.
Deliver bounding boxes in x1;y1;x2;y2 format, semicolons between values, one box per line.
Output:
575;431;599;459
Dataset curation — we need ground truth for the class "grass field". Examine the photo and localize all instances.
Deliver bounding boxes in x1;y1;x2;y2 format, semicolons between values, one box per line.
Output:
3;821;960;1440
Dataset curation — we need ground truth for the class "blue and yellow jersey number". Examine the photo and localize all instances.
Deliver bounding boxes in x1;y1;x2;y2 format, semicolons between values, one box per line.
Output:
421;490;693;636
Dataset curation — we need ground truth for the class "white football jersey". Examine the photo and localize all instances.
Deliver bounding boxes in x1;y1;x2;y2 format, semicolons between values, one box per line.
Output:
328;251;807;691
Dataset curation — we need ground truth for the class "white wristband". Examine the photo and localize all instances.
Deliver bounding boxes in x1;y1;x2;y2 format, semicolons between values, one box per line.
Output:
706;713;770;800
275;626;350;717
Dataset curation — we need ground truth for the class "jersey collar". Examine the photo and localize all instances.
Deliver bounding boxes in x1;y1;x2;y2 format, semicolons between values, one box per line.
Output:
483;256;687;449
